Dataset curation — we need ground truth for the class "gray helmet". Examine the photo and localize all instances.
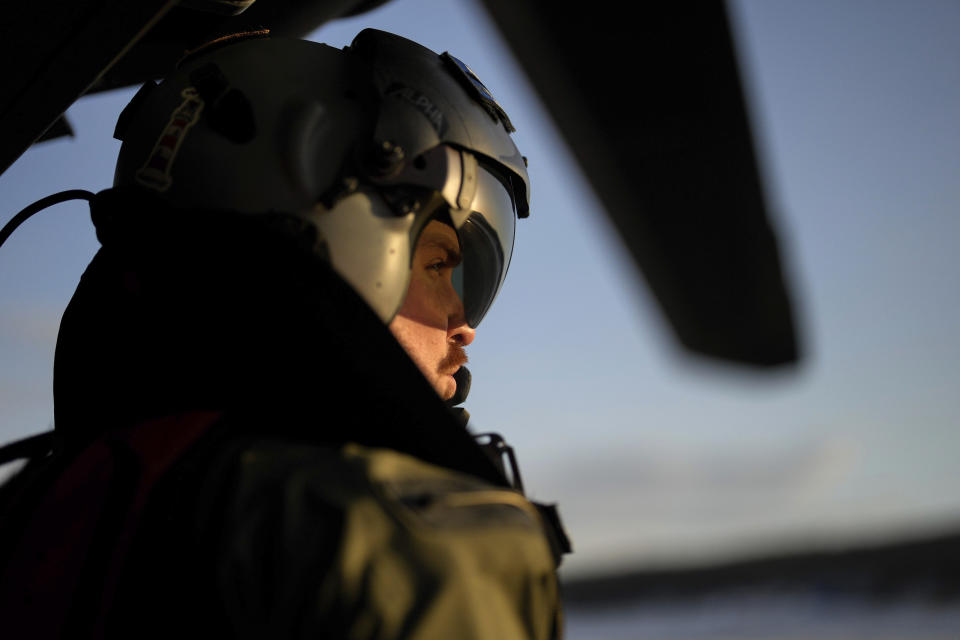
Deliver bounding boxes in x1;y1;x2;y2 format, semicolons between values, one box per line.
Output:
113;29;529;326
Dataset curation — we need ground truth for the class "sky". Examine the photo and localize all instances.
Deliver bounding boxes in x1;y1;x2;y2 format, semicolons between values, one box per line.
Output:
2;0;960;579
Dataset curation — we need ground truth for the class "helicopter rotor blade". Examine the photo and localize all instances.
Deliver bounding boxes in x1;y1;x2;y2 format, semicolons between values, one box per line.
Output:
479;0;801;366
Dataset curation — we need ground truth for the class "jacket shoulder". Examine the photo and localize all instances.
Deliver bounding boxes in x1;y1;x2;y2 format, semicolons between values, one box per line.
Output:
202;439;561;639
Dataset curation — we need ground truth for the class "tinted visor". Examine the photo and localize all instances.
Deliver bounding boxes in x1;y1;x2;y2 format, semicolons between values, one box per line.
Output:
451;166;516;327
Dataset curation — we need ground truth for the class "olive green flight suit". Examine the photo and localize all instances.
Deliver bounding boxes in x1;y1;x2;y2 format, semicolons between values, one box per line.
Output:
204;440;563;639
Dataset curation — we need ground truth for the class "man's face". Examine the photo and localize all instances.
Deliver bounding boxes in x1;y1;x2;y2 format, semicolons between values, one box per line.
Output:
389;220;475;400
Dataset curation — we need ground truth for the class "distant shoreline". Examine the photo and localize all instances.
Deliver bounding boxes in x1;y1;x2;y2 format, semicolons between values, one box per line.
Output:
562;529;960;608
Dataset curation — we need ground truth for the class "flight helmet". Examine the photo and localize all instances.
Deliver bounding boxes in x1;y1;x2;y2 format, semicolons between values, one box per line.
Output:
112;28;529;326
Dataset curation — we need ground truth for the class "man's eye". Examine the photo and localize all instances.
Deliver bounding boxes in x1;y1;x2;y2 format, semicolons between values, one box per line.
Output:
428;260;445;272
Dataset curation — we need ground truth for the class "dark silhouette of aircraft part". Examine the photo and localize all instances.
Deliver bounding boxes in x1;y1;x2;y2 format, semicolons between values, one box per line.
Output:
480;0;800;366
0;0;178;176
0;0;799;366
0;0;387;174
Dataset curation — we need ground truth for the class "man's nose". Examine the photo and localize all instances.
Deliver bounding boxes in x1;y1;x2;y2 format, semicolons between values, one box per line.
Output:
448;292;475;346
449;321;476;346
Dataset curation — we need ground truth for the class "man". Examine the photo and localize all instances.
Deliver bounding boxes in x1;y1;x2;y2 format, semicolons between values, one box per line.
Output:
0;29;569;638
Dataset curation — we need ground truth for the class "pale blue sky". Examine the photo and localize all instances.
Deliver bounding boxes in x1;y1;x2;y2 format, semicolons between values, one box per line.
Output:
2;0;959;577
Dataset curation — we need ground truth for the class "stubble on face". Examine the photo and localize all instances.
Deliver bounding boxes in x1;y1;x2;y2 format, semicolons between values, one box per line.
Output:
389;314;467;400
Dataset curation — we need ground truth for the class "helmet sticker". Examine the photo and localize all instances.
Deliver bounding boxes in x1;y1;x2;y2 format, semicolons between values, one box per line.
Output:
440;52;515;133
135;87;205;192
385;83;447;136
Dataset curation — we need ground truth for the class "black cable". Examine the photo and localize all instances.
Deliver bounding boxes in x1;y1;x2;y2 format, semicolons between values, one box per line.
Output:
0;431;55;466
0;189;95;251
